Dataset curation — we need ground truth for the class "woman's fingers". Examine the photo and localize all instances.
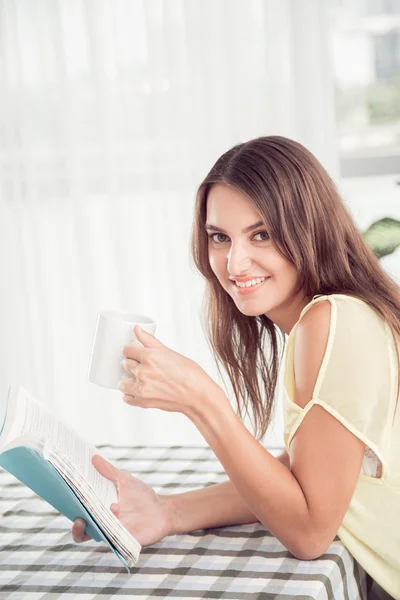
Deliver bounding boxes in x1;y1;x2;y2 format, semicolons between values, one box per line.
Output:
121;358;140;375
92;454;119;482
72;457;123;544
72;518;92;543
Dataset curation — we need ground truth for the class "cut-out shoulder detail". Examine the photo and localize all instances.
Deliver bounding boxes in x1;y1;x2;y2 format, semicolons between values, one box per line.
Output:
292;300;332;411
291;298;382;478
283;293;393;477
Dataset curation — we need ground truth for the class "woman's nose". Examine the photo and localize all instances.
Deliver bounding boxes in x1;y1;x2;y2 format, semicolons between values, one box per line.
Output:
227;247;252;276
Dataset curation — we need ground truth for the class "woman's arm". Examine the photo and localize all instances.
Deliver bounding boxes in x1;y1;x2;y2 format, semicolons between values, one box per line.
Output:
163;449;291;532
183;302;365;561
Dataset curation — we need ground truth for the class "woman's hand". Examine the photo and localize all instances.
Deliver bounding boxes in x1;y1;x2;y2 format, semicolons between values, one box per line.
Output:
119;325;228;419
72;454;173;547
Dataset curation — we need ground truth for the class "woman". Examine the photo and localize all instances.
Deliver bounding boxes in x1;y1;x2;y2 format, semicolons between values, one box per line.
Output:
73;136;399;599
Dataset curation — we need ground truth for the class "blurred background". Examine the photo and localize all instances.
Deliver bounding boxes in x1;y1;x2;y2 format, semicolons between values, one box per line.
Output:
0;0;399;447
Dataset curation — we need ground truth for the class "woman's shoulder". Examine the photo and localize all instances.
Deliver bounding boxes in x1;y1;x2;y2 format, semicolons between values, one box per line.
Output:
304;292;373;311
290;293;390;344
301;293;383;318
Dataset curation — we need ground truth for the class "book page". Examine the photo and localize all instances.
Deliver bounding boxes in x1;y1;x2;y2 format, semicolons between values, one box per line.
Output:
1;387;117;507
0;386;28;450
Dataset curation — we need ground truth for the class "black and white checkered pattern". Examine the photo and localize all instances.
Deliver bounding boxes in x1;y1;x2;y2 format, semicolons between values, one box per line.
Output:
0;445;368;599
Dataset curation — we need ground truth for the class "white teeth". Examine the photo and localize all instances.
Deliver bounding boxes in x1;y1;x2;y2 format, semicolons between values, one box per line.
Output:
235;277;265;288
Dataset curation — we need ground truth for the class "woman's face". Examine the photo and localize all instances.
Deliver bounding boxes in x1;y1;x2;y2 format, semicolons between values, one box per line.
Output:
206;184;310;334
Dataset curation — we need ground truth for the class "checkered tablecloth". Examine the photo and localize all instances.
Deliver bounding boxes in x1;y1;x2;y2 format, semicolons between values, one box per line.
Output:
0;445;368;599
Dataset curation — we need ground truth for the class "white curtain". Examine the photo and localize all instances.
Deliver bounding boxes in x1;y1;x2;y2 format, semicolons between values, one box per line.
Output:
0;0;339;446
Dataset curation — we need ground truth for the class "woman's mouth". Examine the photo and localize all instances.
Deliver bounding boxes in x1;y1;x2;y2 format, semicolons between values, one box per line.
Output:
231;277;270;295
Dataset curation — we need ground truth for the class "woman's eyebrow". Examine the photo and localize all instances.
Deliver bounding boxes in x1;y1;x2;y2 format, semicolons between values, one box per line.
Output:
205;221;265;234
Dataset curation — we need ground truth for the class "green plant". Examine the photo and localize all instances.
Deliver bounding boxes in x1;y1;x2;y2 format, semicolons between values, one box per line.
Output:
363;217;400;259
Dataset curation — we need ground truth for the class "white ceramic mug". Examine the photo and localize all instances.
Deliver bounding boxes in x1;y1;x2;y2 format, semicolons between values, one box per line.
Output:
88;310;156;389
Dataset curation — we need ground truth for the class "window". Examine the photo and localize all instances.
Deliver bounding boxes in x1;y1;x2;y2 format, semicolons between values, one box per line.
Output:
330;0;400;176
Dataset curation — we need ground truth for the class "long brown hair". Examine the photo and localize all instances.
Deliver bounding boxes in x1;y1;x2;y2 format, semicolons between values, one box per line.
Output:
190;136;400;440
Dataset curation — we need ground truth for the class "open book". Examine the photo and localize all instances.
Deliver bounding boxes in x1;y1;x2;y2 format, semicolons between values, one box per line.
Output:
0;385;141;571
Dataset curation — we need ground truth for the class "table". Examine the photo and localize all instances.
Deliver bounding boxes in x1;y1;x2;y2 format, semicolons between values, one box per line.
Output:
0;445;368;599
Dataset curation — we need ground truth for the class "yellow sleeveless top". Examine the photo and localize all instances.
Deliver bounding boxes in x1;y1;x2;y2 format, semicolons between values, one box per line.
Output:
282;294;400;599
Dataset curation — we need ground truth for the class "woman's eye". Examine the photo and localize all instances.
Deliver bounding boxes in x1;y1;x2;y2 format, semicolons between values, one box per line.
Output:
253;231;269;241
209;233;229;243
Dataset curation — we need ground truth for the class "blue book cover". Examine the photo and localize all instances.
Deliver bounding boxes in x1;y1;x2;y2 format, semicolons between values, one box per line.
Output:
0;385;141;572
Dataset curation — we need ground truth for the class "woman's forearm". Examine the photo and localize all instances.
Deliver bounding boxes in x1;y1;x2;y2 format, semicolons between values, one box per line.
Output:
186;388;313;560
163;449;290;534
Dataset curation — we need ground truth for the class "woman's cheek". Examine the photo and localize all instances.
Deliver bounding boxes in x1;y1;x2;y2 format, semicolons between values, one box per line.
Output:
208;253;220;277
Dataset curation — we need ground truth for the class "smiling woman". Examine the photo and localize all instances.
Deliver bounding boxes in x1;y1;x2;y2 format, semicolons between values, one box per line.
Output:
73;136;400;600
205;183;304;328
189;135;400;598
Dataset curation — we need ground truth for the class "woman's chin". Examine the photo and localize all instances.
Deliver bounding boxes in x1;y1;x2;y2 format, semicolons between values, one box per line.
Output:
234;302;266;317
